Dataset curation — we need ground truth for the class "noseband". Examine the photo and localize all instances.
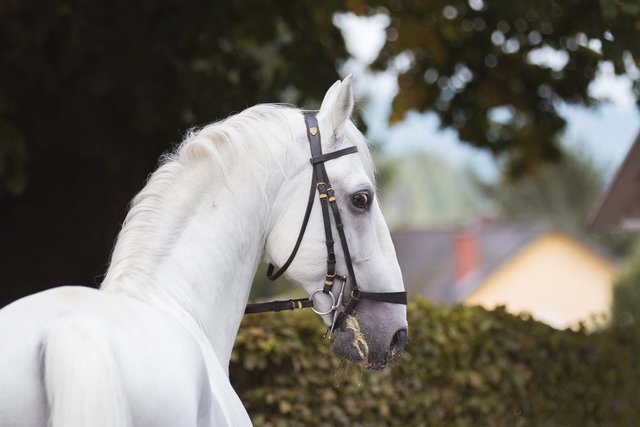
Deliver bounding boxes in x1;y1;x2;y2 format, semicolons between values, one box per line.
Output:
245;112;407;334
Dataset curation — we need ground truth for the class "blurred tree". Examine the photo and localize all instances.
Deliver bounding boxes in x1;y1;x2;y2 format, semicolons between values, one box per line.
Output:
0;0;347;306
477;145;602;229
475;144;638;255
378;153;485;229
350;0;640;177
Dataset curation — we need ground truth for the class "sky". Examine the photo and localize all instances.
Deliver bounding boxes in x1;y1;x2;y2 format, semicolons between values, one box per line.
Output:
334;13;640;182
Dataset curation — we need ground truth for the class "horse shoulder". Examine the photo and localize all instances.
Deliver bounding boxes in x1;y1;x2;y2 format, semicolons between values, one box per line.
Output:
0;286;250;427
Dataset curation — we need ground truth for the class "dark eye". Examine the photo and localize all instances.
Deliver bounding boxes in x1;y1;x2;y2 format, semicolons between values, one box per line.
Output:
351;191;371;209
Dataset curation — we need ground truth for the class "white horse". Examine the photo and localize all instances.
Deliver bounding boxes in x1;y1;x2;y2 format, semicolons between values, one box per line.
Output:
0;76;407;426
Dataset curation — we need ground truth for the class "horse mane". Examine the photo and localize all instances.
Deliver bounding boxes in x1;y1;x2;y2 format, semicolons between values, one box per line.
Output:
101;104;375;294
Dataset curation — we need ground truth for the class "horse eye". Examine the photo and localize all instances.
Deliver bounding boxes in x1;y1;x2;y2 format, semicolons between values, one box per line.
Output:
351;191;371;209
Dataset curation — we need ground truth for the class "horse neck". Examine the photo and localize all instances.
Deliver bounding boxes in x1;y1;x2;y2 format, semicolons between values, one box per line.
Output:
102;136;288;369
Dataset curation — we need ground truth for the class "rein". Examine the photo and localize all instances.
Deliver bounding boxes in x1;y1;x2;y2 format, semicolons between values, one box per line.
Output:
245;112;407;334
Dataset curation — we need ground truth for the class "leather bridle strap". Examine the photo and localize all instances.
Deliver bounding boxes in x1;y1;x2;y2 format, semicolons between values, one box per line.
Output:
266;113;357;292
264;167;317;281
354;290;408;304
308;113;341;294
249;113;358;315
331;289;408;331
245;297;313;314
310;149;357;164
245;112;407;323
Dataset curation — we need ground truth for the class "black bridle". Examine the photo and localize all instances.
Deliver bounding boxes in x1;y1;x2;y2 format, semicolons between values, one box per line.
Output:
245;112;407;333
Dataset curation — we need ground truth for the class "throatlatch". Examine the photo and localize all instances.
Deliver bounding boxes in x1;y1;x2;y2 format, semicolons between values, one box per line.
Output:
245;112;407;333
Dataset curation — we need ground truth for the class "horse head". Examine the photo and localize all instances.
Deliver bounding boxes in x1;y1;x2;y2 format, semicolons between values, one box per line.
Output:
265;76;408;370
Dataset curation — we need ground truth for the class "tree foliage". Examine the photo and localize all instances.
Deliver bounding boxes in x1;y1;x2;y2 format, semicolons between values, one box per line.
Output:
350;0;640;177
378;153;484;229
477;146;603;228
2;0;639;305
0;0;347;306
474;145;639;255
232;299;640;426
0;0;346;199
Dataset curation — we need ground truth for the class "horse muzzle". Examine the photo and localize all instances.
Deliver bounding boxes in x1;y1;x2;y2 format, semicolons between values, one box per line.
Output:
332;313;408;370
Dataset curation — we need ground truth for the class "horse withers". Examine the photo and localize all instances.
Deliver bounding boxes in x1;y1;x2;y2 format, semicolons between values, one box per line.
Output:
0;75;407;426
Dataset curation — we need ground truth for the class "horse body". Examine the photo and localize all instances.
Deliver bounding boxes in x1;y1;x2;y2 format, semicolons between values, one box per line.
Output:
0;76;408;426
0;286;249;426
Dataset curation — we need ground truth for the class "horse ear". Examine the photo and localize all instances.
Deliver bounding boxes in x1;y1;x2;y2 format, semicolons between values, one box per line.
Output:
332;74;354;135
319;80;341;113
319;75;354;138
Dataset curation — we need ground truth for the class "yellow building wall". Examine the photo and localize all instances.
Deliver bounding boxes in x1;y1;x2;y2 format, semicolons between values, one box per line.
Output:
463;233;614;329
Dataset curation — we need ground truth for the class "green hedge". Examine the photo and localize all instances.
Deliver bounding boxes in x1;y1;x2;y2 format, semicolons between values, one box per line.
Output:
613;240;640;322
231;300;640;426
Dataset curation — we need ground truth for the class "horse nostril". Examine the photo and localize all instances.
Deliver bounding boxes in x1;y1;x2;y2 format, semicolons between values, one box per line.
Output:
390;328;408;355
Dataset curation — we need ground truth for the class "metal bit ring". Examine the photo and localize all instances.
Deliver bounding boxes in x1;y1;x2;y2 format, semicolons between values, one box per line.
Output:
310;289;336;316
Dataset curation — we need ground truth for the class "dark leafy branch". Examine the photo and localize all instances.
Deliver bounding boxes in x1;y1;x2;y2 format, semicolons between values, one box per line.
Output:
349;0;640;177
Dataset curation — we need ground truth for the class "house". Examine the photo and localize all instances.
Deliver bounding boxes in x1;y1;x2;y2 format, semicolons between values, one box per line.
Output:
589;132;640;231
392;223;615;329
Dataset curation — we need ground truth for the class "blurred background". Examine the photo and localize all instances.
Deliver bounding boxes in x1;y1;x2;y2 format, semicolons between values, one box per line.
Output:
1;0;639;329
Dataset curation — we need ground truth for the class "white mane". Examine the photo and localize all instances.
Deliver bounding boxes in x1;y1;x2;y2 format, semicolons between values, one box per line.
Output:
101;103;375;295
